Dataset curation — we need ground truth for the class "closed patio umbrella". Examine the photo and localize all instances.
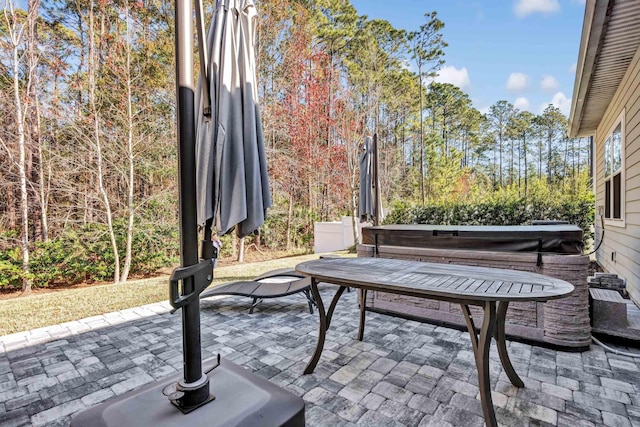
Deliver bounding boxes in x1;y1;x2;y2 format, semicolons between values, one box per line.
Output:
196;0;271;238
359;136;374;222
70;0;305;423
359;135;382;225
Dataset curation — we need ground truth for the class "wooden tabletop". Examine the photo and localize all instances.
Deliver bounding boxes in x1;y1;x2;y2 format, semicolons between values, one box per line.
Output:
295;257;574;303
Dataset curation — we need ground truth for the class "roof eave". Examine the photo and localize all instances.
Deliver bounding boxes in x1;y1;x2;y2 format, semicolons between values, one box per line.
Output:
568;0;610;138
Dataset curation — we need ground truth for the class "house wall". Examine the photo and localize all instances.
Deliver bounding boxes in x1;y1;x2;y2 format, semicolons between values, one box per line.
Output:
594;44;640;304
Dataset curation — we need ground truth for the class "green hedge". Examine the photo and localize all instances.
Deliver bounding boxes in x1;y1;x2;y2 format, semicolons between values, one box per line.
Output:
384;195;595;243
0;222;179;290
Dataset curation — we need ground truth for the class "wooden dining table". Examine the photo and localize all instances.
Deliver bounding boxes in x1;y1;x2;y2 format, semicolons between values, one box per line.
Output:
295;257;575;427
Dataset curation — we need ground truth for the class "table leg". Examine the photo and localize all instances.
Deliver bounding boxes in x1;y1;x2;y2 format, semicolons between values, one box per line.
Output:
326;286;347;329
460;305;478;355
461;301;498;427
304;278;326;374
357;289;367;341
496;301;525;388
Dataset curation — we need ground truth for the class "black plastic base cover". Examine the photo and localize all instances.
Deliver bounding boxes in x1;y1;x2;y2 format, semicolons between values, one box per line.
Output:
70;358;305;427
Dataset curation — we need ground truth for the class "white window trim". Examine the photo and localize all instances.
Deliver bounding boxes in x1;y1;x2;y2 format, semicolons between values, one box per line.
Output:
604;108;625;228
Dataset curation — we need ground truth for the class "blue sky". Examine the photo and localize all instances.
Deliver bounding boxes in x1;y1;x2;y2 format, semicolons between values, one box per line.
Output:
350;0;587;116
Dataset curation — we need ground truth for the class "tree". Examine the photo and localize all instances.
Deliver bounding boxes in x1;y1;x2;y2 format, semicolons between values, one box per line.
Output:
408;11;446;204
2;0;33;291
117;0;135;283
87;0;120;283
535;105;566;185
507;110;535;196
425;82;471;156
459;105;483;168
26;0;47;242
309;0;358;220
487;100;515;187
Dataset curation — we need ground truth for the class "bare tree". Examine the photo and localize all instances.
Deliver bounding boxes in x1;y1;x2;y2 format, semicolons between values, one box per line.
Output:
3;0;32;291
26;0;48;241
87;0;120;283
120;0;135;282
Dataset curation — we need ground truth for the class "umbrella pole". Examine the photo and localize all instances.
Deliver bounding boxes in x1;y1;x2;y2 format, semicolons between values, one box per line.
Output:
173;0;211;410
69;1;306;424
373;134;380;226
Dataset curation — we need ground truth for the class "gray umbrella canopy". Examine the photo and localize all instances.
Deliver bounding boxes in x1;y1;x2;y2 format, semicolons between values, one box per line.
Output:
195;0;271;238
359;135;383;224
359;136;374;222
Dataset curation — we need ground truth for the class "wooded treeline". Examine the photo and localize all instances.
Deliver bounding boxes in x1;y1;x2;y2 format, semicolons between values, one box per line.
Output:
1;0;591;291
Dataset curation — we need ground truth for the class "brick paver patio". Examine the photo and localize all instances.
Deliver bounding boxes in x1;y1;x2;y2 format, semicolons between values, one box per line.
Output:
1;285;639;426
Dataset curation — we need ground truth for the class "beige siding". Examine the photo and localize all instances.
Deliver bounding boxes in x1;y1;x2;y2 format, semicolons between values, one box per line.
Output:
594;44;640;304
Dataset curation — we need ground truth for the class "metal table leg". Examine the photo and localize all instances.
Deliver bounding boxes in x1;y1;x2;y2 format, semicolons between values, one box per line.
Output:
462;302;525;389
357;289;367;341
496;301;525;387
326;286;347;329
461;302;498;427
304;280;346;374
303;279;325;374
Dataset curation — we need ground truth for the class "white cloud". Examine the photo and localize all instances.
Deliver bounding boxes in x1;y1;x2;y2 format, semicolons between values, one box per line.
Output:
506;72;529;93
514;0;560;18
434;66;471;90
568;62;577;74
472;99;489;115
514;97;530;111
539;92;571;115
540;75;560;92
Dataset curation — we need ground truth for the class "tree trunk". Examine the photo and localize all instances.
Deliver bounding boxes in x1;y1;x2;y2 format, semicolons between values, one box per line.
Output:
237;236;245;263
88;0;120;283
510;138;514;185
232;229;238;259
7;0;32;292
418;68;425;205
7;188;17;229
493;140;497;186
286;190;293;251
499;130;503;186
563;137;569;191
28;0;48;242
517;137;521;193
547;134;552;184
121;3;135;283
523;135;528;197
538;142;542;178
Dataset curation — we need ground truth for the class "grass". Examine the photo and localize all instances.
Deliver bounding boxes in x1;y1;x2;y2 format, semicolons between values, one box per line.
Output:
0;252;343;337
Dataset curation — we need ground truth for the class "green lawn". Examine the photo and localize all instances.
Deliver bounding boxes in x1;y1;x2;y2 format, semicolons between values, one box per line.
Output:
0;252;339;336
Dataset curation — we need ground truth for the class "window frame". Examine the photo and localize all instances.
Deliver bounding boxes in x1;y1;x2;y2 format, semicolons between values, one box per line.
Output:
603;109;625;227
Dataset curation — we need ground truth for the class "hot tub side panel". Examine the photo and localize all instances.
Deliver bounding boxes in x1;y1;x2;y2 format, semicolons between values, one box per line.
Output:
357;244;591;349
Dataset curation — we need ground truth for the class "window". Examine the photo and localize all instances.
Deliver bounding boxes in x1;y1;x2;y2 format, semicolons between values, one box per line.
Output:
604;111;624;224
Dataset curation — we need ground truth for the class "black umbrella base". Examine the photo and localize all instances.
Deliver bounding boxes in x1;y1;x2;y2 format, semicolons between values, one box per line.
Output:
70;357;305;427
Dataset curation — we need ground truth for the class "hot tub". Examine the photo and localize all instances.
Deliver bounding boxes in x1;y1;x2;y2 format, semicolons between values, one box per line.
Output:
358;224;590;350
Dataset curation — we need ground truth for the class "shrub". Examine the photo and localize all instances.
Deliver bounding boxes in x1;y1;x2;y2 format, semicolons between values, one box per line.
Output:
384;193;595;244
0;222;180;291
